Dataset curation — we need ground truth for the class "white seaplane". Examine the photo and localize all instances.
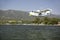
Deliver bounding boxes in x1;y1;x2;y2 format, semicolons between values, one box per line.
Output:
29;9;52;16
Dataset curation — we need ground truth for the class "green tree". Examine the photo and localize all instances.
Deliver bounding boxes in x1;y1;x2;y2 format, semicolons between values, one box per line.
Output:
49;18;58;25
32;17;41;24
43;17;49;24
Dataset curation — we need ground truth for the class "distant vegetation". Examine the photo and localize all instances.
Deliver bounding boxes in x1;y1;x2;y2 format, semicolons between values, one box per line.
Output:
0;17;60;25
31;17;60;25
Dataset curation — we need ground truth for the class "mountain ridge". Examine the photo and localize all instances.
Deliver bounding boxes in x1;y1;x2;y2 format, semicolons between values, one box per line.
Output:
0;10;60;20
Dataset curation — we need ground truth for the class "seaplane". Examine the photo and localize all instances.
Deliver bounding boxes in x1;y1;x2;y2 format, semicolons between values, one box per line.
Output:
29;9;52;16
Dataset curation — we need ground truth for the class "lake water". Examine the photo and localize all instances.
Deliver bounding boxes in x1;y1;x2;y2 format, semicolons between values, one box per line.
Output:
0;25;60;40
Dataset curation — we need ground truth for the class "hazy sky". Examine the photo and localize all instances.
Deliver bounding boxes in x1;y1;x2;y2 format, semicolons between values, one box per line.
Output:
0;0;60;15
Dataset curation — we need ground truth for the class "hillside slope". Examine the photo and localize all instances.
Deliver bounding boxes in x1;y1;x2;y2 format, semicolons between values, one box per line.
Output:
0;10;60;20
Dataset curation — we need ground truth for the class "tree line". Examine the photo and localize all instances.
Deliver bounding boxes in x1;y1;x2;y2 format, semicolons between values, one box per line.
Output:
32;17;60;25
0;17;60;25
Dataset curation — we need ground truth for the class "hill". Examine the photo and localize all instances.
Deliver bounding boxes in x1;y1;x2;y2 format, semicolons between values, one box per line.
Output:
0;10;60;20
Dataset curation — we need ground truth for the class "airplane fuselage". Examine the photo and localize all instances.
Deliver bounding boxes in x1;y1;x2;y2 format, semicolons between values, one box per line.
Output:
29;9;51;16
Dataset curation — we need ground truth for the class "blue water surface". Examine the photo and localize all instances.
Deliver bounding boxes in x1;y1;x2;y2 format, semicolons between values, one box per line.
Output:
0;25;60;40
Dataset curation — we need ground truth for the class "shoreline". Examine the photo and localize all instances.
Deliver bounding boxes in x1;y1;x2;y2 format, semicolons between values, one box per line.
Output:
0;24;60;26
